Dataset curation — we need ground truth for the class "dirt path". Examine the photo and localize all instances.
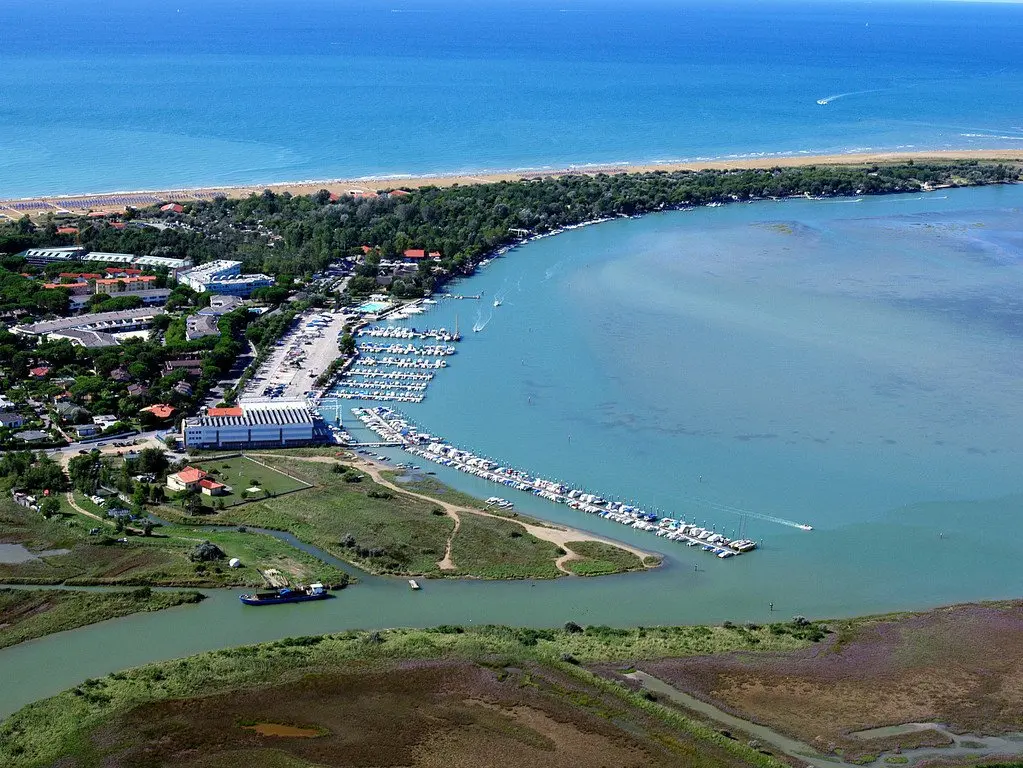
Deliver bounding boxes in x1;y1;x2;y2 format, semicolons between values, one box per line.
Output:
249;452;656;575
64;492;105;523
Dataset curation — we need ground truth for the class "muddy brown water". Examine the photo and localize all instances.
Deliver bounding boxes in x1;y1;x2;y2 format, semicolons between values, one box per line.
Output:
241;722;323;738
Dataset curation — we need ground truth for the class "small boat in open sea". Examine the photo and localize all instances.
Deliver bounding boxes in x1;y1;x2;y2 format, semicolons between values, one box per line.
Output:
409;579;421;590
239;583;329;606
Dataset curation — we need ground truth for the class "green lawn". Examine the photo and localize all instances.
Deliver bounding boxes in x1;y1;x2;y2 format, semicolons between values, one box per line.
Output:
188;455;311;509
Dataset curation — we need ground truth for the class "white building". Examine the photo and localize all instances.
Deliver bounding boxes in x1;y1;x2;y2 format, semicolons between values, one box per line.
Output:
81;252;192;275
177;260;273;297
181;400;318;449
24;246;85;265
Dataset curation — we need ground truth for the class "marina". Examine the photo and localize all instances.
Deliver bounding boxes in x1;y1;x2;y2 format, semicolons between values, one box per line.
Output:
326;323;462;403
353;406;763;558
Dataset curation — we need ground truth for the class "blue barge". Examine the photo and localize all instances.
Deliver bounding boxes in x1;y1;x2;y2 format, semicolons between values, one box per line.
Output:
239;583;329;606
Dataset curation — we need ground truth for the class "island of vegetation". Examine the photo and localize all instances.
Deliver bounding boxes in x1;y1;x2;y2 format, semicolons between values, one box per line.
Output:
1;600;1020;768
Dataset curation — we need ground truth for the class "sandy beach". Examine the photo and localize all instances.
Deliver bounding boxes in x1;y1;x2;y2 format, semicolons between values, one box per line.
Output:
3;149;1022;218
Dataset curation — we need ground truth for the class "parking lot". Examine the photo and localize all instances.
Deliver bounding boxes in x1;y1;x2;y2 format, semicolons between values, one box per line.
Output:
239;310;351;402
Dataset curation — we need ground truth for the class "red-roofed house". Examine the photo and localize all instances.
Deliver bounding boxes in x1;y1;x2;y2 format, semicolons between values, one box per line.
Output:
429;251;441;259
105;267;142;276
198;478;227;496
141;403;176;420
160;203;184;214
29;366;50;379
360;245;374;254
403;249;426;260
110;222;126;230
388;189;410;197
166;466;208;492
56;226;79;235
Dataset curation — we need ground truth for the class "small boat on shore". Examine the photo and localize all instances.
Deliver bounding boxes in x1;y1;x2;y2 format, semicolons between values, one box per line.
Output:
409;579;421;590
239;583;329;606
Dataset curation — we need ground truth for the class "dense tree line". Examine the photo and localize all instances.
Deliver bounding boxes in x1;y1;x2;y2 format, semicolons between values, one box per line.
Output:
0;162;1017;300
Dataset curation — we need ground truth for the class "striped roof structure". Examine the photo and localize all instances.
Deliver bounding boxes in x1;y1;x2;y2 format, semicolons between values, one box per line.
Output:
191;401;313;428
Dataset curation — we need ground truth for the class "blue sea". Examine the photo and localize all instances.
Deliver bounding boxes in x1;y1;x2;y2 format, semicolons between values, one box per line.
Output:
2;0;1023;197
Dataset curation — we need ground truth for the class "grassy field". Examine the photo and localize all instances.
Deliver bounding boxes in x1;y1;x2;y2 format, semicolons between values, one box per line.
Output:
162;457;598;580
448;513;562;579
0;497;348;588
387;471;493;511
0;587;203;650
0;621;825;768
634;600;1023;761
564;541;646;576
187;455;310;510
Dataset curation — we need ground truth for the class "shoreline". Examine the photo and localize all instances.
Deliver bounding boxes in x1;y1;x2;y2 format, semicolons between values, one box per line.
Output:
4;149;1023;216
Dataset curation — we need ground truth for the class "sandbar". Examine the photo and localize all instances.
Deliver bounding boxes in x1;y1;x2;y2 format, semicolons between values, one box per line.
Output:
3;149;1022;218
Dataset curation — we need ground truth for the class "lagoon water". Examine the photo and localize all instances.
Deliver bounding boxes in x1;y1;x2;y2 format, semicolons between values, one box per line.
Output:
3;186;1023;718
3;0;1023;197
349;184;1023;616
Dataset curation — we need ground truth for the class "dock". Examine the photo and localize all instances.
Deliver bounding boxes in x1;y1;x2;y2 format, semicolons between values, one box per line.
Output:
352;407;761;559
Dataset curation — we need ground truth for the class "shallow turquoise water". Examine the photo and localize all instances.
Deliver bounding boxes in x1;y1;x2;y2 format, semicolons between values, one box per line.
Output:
346;184;1023;606
3;188;1023;717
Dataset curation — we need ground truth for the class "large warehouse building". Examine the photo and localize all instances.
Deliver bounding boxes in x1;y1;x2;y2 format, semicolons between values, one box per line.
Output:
181;400;319;449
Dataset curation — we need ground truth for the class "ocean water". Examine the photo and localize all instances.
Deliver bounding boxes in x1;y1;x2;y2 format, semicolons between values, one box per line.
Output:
340;184;1023;614
2;0;1023;197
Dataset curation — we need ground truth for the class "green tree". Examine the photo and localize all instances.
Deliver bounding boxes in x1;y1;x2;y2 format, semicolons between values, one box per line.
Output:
39;497;61;519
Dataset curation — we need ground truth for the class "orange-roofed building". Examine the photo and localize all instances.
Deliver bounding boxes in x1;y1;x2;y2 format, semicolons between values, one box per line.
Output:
207;406;243;417
29;366;50;379
56;226;79;235
94;275;157;295
166;466;208;492
403;249;426;260
388;189;410;197
105;267;142;276
160;203;184;214
141;403;176;420
198;478;228;496
428;251;441;259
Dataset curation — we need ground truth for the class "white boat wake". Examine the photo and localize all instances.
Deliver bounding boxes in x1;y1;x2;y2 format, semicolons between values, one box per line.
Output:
674;493;813;531
472;306;493;332
816;88;885;105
